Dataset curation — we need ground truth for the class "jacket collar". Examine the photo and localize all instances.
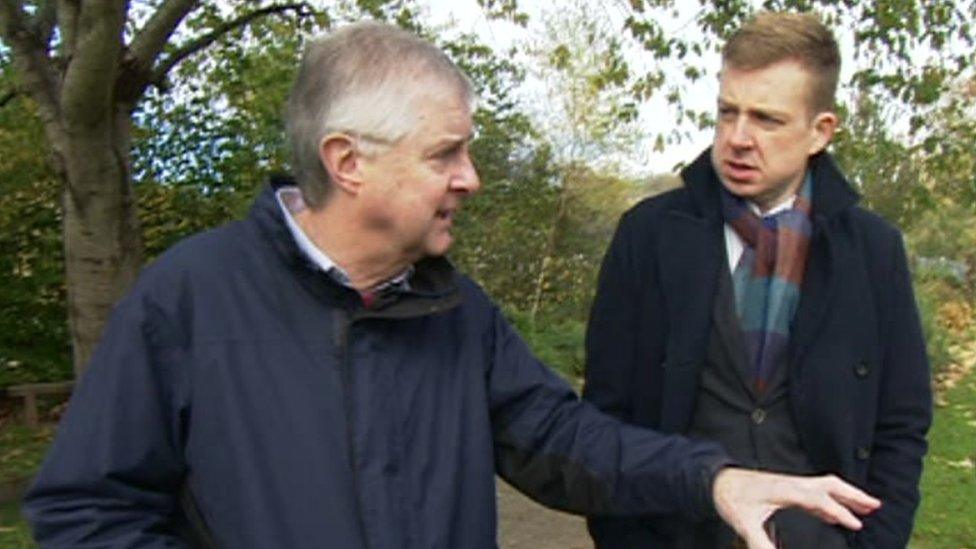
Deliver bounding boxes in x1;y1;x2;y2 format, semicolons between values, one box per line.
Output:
250;175;460;315
679;148;860;220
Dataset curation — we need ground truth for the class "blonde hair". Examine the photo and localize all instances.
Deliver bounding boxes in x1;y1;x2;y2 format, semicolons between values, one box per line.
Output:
722;11;840;114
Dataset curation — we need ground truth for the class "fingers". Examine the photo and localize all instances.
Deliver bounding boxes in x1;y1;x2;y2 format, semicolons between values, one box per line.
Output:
790;474;880;531
804;492;863;530
823;474;882;514
712;468;881;541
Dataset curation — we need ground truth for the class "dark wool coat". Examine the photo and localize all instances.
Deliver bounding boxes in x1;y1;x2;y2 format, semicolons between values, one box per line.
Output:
584;150;932;548
25;179;731;549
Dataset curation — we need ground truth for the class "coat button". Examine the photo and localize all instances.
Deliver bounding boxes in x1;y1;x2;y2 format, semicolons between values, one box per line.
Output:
751;408;766;425
856;446;871;460
854;360;870;378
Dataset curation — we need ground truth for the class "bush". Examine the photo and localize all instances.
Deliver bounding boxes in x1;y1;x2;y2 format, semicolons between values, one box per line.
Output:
914;279;958;375
504;307;586;381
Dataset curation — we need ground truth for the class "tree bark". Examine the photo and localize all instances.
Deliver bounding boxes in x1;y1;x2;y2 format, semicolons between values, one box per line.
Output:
2;0;314;376
60;108;143;376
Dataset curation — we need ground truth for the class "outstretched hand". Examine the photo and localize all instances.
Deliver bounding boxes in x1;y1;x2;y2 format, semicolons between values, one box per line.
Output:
712;468;881;549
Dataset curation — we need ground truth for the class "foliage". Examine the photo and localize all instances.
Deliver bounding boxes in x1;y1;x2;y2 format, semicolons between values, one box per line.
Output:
620;0;976;143
505;308;585;381
450;145;561;306
916;76;976;213
909;203;976;286
0;88;69;387
832;95;930;229
137;183;253;260
914;277;964;376
530;165;639;319
133;7;325;192
524;0;647;166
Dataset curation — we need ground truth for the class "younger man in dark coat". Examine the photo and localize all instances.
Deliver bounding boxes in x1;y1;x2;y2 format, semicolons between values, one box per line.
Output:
584;11;931;549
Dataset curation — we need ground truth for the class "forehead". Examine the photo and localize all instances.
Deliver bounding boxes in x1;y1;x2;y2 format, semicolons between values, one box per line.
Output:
405;89;473;141
717;60;814;117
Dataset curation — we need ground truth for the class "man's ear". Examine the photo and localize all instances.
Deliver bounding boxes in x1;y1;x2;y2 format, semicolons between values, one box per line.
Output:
318;133;363;195
808;111;839;155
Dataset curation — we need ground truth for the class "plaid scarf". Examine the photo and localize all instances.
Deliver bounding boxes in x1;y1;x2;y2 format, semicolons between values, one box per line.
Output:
721;175;813;394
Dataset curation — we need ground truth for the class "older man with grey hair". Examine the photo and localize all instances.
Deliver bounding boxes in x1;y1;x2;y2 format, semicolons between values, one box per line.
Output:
25;22;878;549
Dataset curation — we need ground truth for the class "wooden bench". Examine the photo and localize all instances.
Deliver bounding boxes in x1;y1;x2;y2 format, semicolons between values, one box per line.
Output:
5;381;74;428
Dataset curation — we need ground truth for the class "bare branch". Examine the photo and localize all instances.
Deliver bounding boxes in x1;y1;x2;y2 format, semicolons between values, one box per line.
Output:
126;0;197;73
0;0;61;123
0;87;19;107
148;2;312;88
33;0;57;48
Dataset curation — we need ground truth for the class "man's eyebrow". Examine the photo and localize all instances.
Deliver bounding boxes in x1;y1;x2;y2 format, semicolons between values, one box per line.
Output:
717;98;788;119
717;98;737;109
747;106;789;119
426;132;474;152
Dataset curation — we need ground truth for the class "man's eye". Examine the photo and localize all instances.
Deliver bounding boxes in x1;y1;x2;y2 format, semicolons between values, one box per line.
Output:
433;145;462;162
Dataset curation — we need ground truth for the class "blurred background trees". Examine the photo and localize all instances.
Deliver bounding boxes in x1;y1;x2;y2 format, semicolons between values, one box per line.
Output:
0;0;972;386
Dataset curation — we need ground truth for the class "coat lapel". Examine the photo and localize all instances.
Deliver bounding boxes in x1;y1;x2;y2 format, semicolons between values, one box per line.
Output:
788;153;855;372
788;216;836;371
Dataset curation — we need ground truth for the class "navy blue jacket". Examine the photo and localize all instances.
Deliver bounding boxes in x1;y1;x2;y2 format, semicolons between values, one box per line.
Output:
25;180;731;548
583;150;932;547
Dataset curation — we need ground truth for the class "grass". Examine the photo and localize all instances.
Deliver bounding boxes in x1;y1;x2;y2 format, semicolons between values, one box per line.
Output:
0;425;54;481
911;371;976;548
0;425;51;549
0;501;33;548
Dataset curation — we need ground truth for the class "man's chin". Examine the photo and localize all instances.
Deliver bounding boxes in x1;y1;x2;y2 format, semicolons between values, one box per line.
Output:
424;236;454;258
719;177;760;199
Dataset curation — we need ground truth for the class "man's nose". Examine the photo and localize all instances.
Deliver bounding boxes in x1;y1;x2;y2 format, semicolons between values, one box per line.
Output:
451;153;480;194
728;117;753;148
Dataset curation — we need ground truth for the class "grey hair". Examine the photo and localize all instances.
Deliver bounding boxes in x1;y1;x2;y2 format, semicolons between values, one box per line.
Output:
286;21;475;208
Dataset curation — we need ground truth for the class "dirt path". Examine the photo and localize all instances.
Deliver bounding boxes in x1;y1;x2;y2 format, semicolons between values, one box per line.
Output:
496;479;593;549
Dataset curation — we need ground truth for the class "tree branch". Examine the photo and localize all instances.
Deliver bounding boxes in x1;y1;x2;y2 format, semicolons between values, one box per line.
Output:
32;0;57;48
126;0;197;74
0;0;61;123
56;0;79;59
60;0;126;127
148;2;312;89
0;87;19;107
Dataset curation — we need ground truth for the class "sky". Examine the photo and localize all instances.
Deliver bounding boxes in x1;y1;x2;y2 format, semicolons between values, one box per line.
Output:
410;0;925;176
417;0;719;175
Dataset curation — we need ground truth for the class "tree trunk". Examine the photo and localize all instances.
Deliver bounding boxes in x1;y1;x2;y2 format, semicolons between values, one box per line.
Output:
60;109;143;376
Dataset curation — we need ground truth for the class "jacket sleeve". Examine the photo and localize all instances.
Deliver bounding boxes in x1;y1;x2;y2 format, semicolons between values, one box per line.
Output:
485;288;732;522
23;291;191;548
855;233;932;547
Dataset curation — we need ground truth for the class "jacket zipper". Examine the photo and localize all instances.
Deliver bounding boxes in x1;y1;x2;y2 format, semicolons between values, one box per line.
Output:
335;309;371;548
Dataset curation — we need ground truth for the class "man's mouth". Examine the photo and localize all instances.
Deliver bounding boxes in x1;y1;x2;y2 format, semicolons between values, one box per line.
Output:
724;160;758;179
435;208;455;221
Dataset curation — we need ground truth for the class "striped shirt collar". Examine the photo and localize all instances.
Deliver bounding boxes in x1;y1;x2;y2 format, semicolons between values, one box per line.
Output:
275;186;412;293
